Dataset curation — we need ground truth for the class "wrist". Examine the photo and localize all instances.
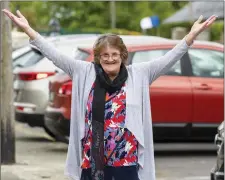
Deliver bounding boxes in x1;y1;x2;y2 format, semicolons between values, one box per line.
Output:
23;26;32;33
24;26;37;40
185;32;196;46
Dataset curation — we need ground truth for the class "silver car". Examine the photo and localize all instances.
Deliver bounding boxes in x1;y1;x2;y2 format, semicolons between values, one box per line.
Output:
13;34;99;137
13;34;169;138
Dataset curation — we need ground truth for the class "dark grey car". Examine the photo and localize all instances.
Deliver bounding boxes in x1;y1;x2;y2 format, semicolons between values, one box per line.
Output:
211;121;224;180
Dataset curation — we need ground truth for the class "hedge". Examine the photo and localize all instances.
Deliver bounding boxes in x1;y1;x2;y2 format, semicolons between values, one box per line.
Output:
38;21;223;42
146;21;223;42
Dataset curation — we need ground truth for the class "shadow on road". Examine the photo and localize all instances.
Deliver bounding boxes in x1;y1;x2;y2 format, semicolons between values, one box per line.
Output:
45;147;68;153
154;150;217;156
17;136;54;143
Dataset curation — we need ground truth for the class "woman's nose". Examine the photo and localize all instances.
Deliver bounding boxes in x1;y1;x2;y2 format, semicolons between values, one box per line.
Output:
108;56;114;61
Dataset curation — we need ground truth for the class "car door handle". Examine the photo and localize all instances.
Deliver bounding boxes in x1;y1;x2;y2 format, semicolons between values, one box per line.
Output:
195;84;212;90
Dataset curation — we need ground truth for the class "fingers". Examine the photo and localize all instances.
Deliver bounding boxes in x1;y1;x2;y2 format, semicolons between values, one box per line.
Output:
2;9;13;16
2;9;9;13
16;10;24;18
196;15;203;23
205;15;217;23
196;14;217;26
202;15;217;28
2;9;17;20
206;16;217;27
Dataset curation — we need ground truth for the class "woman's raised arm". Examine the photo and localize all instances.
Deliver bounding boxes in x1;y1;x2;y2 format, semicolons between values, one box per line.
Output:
2;9;89;77
132;15;217;84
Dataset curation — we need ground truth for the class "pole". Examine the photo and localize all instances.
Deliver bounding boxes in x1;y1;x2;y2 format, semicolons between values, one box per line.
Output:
142;28;147;35
188;1;193;22
110;0;116;29
0;1;15;164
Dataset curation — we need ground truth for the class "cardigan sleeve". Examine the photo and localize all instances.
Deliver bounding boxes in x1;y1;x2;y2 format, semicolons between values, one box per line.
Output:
131;37;192;85
29;33;91;78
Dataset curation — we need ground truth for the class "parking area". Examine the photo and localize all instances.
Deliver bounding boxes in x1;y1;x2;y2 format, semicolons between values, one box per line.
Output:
1;121;217;180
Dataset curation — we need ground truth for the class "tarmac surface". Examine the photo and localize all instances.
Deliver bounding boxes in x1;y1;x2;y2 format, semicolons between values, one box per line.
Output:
1;122;217;180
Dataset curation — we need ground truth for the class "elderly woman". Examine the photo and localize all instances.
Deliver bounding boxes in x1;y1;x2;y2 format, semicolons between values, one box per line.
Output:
2;9;217;180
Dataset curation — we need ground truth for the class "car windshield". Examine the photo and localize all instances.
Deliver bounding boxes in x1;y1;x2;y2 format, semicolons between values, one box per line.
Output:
12;46;31;60
13;48;44;68
74;49;90;60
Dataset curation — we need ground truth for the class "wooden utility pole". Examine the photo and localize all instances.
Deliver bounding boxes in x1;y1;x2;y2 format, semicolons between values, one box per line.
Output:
110;0;116;29
0;1;15;164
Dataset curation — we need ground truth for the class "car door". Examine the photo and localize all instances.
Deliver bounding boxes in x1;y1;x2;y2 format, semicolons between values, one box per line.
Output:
131;49;193;138
188;48;224;126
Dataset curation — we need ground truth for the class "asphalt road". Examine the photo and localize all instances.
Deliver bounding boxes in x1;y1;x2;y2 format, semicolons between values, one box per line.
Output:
8;122;217;180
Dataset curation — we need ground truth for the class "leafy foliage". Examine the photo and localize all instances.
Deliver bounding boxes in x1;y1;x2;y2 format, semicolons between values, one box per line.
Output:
10;1;187;32
9;1;223;41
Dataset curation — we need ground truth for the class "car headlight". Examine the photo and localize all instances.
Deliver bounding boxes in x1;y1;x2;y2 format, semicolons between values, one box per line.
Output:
218;122;224;137
218;122;224;131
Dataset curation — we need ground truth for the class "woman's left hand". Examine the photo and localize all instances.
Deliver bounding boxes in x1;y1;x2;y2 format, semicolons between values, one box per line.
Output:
186;15;217;45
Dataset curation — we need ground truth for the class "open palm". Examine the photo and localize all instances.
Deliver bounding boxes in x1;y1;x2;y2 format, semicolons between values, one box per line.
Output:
190;15;217;37
2;9;30;31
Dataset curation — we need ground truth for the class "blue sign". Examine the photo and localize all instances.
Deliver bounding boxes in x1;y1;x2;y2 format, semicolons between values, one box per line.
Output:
140;15;160;29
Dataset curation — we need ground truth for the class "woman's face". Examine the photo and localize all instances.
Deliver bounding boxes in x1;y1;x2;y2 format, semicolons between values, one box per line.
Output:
99;46;122;80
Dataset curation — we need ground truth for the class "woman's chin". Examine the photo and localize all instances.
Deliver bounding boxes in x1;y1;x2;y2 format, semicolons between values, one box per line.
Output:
104;70;118;80
106;70;117;75
104;67;117;75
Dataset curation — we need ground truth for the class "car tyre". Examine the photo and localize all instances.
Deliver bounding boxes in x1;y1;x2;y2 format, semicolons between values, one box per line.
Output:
43;126;57;140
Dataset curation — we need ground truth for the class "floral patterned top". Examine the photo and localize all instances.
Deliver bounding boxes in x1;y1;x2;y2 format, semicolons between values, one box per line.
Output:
81;83;138;169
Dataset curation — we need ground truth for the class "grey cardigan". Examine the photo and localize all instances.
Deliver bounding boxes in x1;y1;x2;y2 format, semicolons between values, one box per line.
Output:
30;34;191;180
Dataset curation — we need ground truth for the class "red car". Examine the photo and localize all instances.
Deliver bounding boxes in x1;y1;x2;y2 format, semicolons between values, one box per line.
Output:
45;40;224;143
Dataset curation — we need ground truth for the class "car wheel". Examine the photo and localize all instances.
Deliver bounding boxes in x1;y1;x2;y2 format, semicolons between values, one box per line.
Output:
43;126;69;143
54;134;69;144
210;167;216;180
210;173;215;180
43;126;57;140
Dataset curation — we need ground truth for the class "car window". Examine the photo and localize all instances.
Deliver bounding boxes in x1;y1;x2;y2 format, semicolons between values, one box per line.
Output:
56;42;90;60
74;49;90;60
189;49;224;78
57;43;77;57
132;49;181;76
12;46;31;60
13;48;44;68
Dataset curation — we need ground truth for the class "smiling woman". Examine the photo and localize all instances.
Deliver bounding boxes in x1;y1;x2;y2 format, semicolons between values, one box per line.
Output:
93;34;128;80
2;8;217;180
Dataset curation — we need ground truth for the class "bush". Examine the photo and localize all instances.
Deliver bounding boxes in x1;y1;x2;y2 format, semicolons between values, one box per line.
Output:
78;28;142;35
38;21;223;43
146;21;224;42
146;22;192;39
210;21;224;41
48;27;142;36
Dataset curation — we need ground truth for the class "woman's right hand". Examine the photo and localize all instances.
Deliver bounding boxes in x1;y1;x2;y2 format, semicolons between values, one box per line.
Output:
2;9;30;31
2;9;37;40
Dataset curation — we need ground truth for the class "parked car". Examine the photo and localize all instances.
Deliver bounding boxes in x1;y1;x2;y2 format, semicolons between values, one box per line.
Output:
210;121;224;180
12;45;32;60
45;35;171;141
13;34;100;137
45;39;224;143
14;34;169;138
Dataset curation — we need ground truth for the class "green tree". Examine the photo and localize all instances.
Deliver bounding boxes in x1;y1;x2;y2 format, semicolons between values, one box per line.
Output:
10;1;188;33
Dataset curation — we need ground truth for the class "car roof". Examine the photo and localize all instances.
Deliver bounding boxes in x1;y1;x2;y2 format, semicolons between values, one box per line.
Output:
47;34;170;46
28;34;171;57
79;39;224;53
168;39;224;49
75;35;170;48
28;34;101;57
45;34;99;42
29;34;100;49
27;33;224;51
